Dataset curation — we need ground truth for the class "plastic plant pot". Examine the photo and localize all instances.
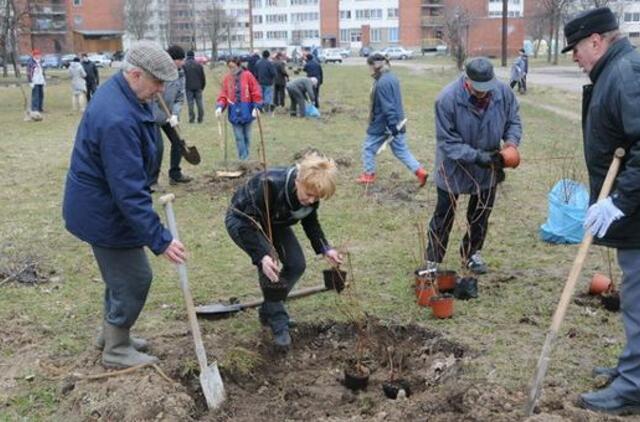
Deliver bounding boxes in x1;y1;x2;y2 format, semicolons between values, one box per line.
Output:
260;279;289;302
436;270;458;293
416;284;436;307
500;144;520;168
344;364;370;391
323;268;346;293
601;291;620;312
382;379;412;400
589;273;612;296
430;294;454;319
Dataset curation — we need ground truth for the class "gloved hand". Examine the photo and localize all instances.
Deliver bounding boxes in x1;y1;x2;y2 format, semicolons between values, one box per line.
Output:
475;151;494;168
584;197;624;238
491;151;505;169
252;108;260;118
167;114;179;128
215;107;222;118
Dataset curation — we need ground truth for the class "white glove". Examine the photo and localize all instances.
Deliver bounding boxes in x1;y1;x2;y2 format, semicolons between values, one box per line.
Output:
252;108;260;118
584;196;624;238
167;114;179;128
215;107;222;118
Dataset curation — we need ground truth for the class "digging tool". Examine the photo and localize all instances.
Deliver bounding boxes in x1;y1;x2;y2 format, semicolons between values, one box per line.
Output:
376;118;408;155
196;284;329;317
155;93;201;165
214;113;243;178
160;193;225;410
524;148;626;416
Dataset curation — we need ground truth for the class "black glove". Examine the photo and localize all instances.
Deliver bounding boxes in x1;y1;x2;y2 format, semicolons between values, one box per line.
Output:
475;151;494;168
491;151;505;170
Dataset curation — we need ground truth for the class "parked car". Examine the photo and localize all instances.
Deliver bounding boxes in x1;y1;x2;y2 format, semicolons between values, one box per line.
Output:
359;46;372;57
42;54;63;69
88;53;111;68
338;48;352;58
376;47;414;60
61;53;78;68
319;49;342;64
421;39;448;55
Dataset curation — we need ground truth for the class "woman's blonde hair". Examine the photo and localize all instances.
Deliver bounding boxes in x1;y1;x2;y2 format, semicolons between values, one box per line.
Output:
296;152;337;199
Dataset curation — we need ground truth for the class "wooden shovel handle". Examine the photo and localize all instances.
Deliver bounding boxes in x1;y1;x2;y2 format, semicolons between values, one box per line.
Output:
525;147;625;415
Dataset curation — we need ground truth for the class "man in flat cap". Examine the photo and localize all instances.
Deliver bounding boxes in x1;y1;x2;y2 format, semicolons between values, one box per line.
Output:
422;57;522;275
62;41;187;368
563;7;640;415
356;53;428;187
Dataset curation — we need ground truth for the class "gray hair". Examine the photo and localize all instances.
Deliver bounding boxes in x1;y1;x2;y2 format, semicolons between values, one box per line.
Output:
121;60;143;74
601;29;623;45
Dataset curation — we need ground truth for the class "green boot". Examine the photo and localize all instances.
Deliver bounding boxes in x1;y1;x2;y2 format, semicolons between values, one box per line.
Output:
102;322;158;369
95;327;149;352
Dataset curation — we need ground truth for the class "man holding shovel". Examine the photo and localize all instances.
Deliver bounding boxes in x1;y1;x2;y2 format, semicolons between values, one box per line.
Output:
356;54;428;187
561;7;640;414
423;57;521;275
63;41;187;368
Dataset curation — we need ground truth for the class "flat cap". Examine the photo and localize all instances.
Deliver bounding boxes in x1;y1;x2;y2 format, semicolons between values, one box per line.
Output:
125;41;178;82
562;7;619;53
465;57;496;92
367;53;387;65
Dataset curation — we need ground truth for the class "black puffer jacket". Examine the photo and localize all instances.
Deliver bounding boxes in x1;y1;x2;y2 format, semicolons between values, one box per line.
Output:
226;166;329;265
583;38;640;249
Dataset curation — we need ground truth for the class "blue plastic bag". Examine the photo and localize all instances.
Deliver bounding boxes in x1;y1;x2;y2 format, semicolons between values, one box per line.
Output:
305;102;320;118
539;179;589;244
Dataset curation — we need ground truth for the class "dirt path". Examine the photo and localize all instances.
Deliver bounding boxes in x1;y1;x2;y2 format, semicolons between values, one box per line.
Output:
518;96;581;122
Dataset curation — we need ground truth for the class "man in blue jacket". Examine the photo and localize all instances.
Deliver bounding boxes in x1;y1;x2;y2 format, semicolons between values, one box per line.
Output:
303;51;323;109
357;54;428;187
256;50;276;112
561;8;640;415
423;57;522;275
62;41;187;369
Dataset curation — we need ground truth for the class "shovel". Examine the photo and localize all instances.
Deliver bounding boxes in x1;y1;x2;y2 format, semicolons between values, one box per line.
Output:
524;148;625;416
156;93;201;165
376;118;407;155
215;112;243;178
196;284;329;317
160;193;225;410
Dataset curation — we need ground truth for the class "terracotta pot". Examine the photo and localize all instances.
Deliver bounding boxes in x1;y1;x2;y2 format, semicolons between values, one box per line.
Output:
323;269;346;293
416;284;436;307
500;144;520;169
436;270;458;292
589;273;612;295
344;364;370;391
430;294;454;319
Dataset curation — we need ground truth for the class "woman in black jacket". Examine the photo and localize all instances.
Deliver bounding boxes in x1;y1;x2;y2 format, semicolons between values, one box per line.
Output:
225;153;342;349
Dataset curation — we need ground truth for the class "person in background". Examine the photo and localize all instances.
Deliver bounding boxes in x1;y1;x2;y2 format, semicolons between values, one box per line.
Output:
273;52;289;109
216;56;263;160
81;53;99;102
286;76;316;118
256;50;276;113
27;49;45;115
68;57;87;113
518;48;528;94
303;51;323;109
183;50;206;123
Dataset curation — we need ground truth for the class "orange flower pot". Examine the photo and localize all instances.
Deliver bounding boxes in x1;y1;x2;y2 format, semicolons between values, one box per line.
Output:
589;273;612;295
416;284;436;307
430;295;454;319
500;144;521;169
436;270;458;292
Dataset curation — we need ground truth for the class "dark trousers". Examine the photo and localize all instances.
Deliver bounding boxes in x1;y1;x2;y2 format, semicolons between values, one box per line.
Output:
426;187;496;263
151;124;183;184
85;84;96;102
186;89;204;123
92;246;153;329
226;217;305;334
31;84;44;112
274;84;286;107
287;87;306;117
313;85;320;108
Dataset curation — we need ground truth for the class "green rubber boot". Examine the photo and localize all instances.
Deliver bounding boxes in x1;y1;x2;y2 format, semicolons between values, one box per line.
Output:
101;322;158;369
95;327;149;352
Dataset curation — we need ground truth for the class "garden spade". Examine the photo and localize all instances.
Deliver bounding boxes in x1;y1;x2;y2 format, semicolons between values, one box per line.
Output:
525;148;625;416
376;118;407;155
155;94;201;165
160;194;225;410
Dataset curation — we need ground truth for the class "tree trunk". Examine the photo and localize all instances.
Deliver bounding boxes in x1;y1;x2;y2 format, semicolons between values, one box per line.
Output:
553;12;560;65
547;15;554;63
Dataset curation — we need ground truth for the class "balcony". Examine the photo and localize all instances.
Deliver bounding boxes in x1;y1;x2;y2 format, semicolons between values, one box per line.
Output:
31;17;67;33
421;16;445;27
30;3;66;15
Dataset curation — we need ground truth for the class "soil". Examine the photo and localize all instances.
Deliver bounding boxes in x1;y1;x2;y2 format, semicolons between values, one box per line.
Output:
361;174;428;207
0;255;53;286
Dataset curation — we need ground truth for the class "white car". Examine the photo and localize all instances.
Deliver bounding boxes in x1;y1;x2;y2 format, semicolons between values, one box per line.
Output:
320;49;343;63
378;47;414;60
88;54;112;68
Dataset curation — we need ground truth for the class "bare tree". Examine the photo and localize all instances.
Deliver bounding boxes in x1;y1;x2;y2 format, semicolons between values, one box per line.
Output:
200;3;233;63
125;0;153;41
541;0;572;65
444;6;471;71
0;0;28;77
526;12;549;58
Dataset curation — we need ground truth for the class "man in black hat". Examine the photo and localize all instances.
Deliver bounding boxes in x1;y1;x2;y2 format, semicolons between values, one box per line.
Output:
563;7;640;415
421;57;521;275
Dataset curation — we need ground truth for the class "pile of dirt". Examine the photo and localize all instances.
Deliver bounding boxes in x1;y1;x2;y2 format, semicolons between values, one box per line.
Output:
361;175;427;206
0;255;53;287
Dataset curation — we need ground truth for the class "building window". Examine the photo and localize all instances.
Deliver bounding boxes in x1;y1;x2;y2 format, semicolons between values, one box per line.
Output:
370;28;381;43
355;9;382;20
292;29;319;40
253;15;263;24
266;13;287;23
291;0;318;4
487;0;522;18
387;8;398;18
339;10;351;19
291;12;319;23
73;0;81;5
350;30;361;42
267;30;288;39
74;15;82;27
252;0;262;7
388;27;398;43
340;29;349;41
629;32;640;38
254;31;263;39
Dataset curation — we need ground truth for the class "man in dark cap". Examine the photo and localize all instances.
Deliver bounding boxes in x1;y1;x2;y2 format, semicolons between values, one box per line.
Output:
421;57;522;276
562;7;640;415
150;44;192;189
63;41;187;368
356;53;428;187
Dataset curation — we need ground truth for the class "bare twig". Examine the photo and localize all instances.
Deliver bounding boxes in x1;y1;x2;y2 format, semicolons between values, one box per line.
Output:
0;263;34;286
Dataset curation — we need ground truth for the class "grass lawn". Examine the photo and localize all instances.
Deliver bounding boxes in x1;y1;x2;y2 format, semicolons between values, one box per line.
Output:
0;63;624;420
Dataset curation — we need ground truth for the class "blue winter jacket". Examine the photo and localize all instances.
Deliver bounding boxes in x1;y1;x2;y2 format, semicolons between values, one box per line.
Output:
367;70;405;136
255;58;276;85
303;59;323;85
433;75;522;194
62;72;173;254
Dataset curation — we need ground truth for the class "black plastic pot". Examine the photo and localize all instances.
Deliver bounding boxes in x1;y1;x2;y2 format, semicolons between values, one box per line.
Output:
323;269;346;293
454;277;478;300
260;278;289;302
601;291;620;312
344;365;370;391
382;379;411;399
